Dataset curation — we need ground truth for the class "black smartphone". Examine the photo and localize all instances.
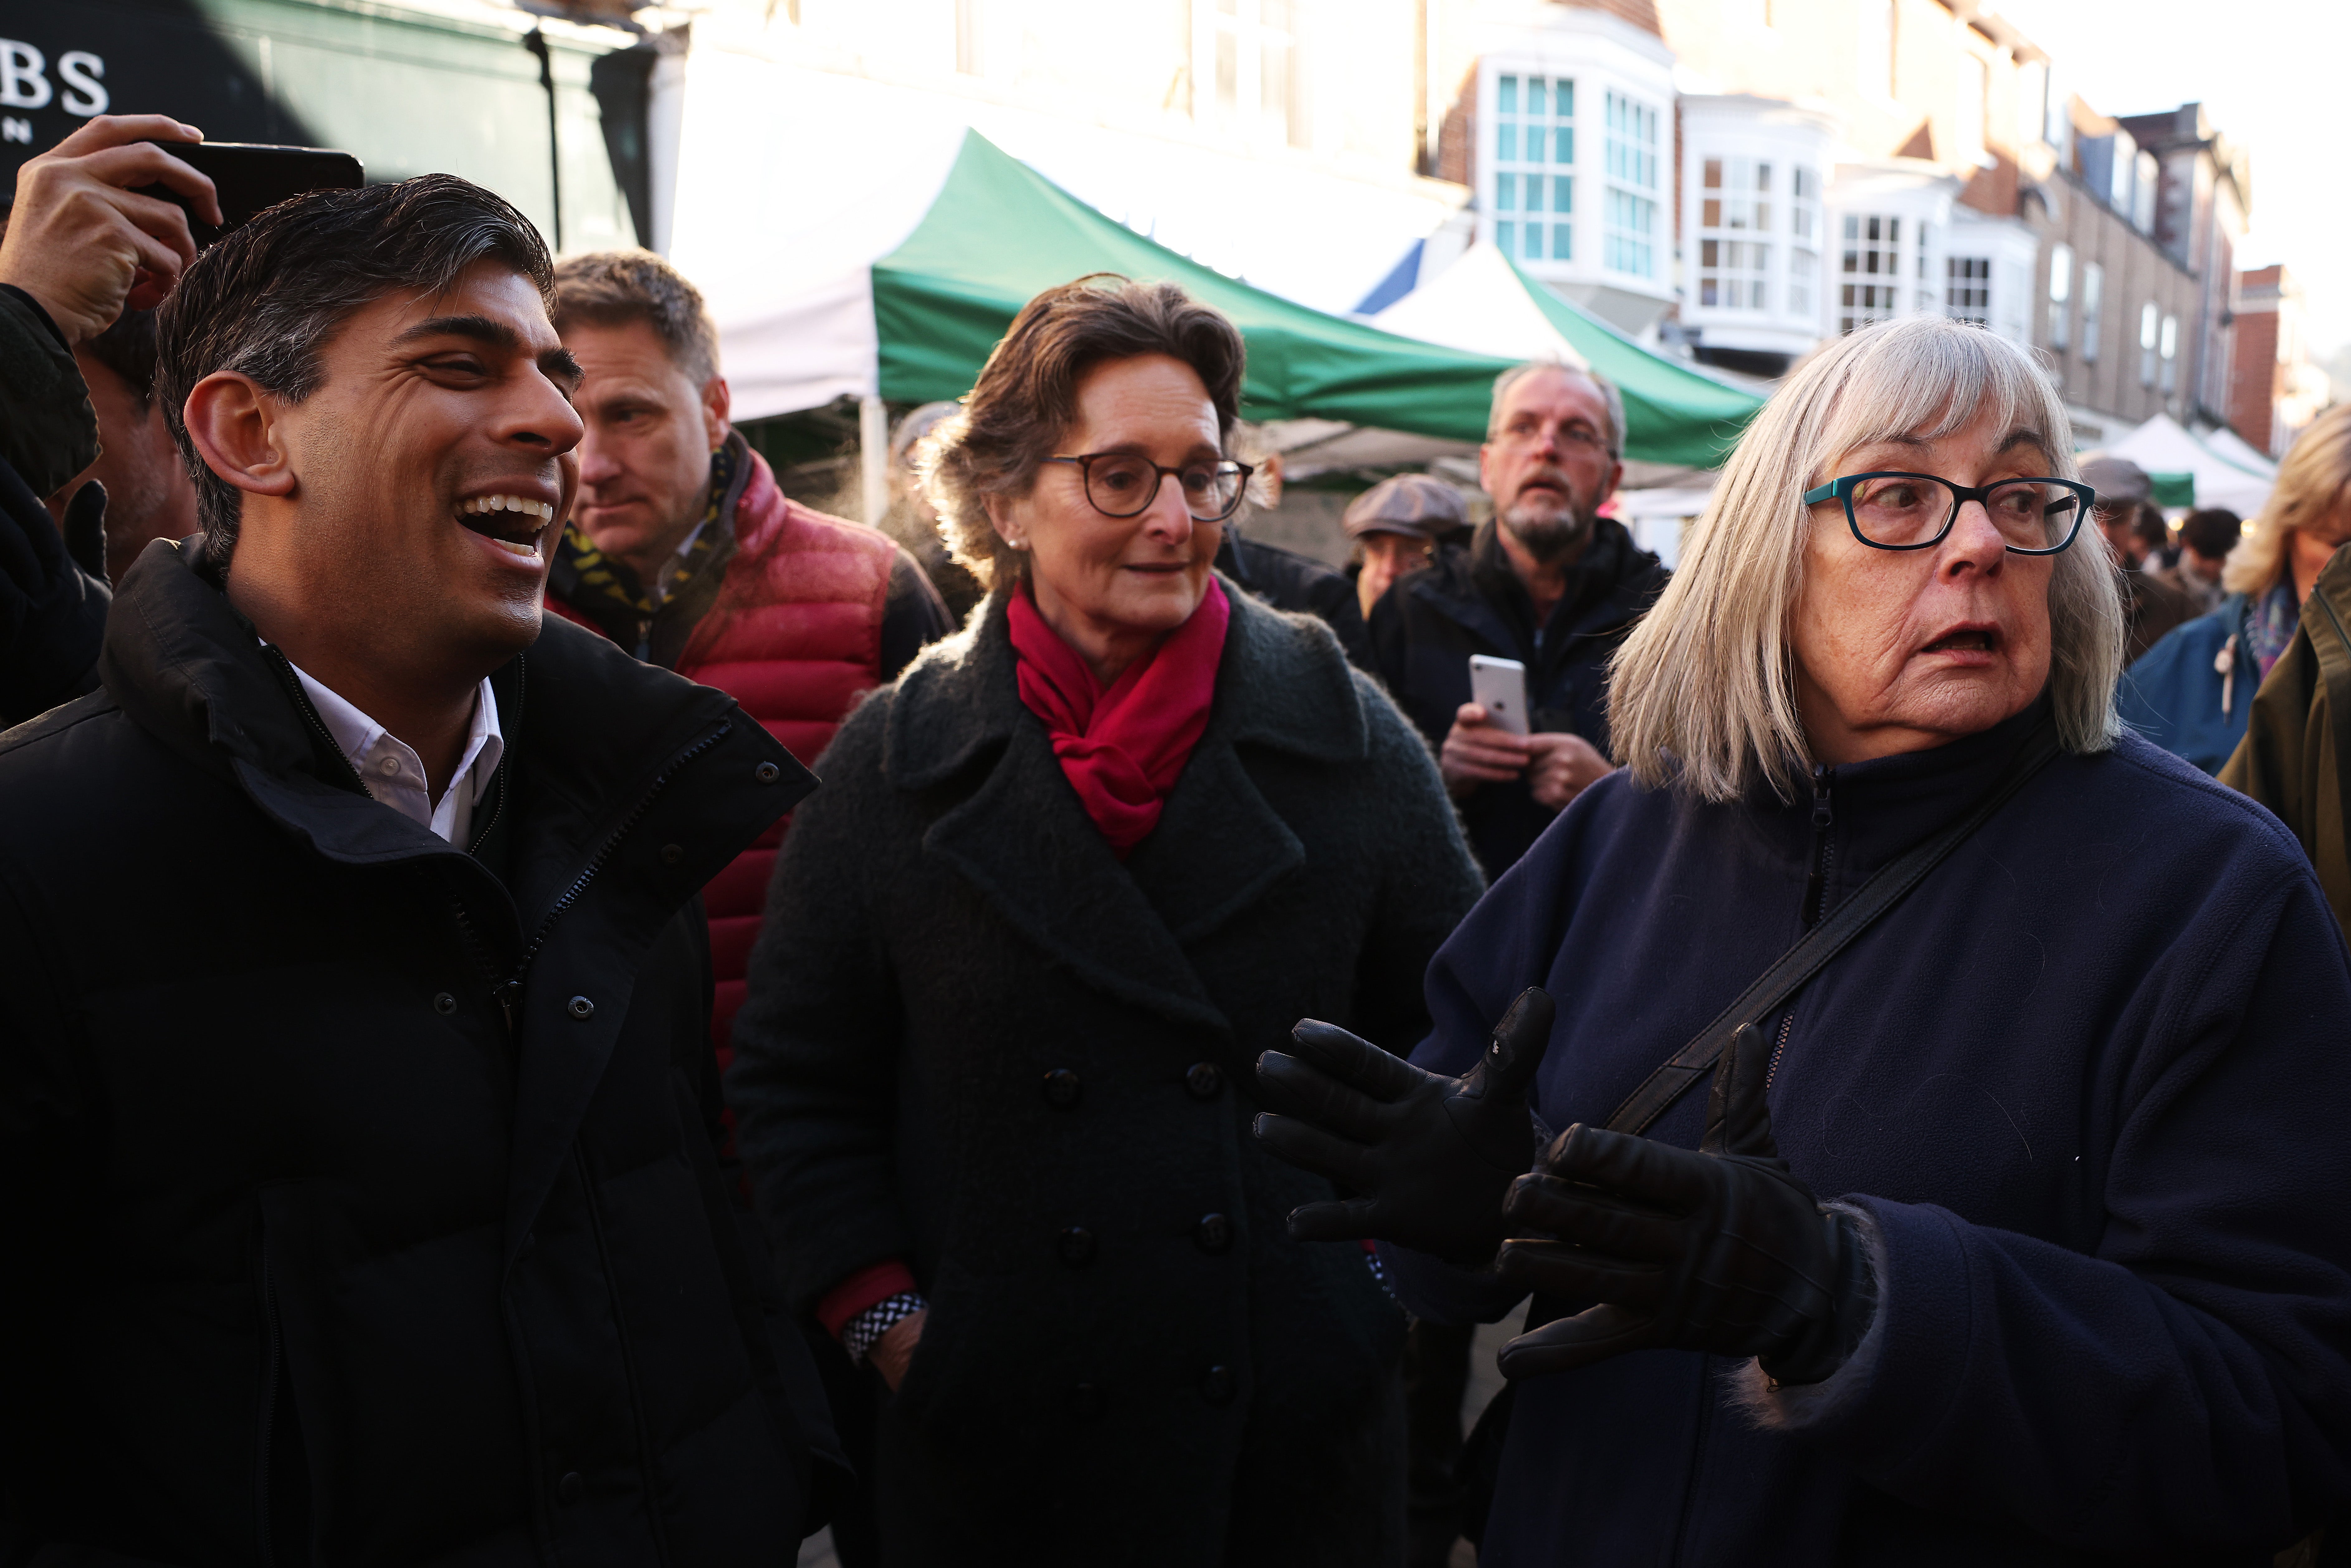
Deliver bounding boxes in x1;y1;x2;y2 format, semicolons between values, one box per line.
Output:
134;142;365;247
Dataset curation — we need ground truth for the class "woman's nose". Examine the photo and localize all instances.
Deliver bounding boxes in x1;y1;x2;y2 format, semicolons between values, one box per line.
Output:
1944;498;2007;566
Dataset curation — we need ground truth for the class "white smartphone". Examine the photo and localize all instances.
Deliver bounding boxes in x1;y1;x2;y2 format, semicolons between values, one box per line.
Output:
1468;654;1530;736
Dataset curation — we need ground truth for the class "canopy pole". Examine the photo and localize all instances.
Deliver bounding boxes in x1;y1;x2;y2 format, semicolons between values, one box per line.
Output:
860;395;889;527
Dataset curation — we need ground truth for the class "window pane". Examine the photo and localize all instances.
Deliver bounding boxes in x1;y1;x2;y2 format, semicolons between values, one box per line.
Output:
1704;158;1724;189
1702;239;1719;266
1528;79;1546;117
1556;80;1573;117
1496;173;1517;211
1524;223;1543;260
1757;162;1772;192
1524;176;1543;213
1555;126;1573;163
1553;175;1572;212
1499;75;1517;114
1703;198;1722;227
1497;123;1517;162
1553;222;1571;260
1497;220;1517;255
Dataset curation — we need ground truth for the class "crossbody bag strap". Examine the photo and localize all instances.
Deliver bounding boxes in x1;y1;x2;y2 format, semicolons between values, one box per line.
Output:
1600;715;2064;1137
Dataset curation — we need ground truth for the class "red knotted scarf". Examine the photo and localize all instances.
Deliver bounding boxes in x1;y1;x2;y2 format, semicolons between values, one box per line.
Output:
1007;578;1230;857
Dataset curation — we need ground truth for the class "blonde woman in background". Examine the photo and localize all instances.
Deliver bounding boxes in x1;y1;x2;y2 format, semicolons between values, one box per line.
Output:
2217;402;2351;935
2118;405;2351;775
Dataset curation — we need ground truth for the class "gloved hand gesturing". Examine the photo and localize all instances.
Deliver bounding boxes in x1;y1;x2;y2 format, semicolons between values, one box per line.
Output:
1252;987;1555;1267
1494;1023;1868;1385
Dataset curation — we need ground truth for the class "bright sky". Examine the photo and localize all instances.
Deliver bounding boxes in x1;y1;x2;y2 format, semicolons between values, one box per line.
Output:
1992;0;2351;357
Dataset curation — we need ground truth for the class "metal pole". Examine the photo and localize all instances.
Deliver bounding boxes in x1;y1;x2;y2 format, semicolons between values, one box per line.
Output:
859;394;890;528
527;28;563;252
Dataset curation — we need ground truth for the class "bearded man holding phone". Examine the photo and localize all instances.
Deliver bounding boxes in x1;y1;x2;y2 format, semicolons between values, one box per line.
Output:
1369;361;1667;880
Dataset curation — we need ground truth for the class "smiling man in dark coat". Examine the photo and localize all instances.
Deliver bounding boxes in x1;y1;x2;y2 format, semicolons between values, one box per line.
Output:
0;175;838;1565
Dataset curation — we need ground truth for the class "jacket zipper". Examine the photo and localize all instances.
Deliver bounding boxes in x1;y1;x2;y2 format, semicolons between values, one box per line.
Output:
1801;764;1835;928
257;644;368;794
1772;766;1836;1090
493;720;734;1024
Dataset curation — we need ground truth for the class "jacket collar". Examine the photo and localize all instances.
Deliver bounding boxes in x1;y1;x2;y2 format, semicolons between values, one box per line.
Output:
1731;693;2058;884
1409;515;1664;667
885;574;1365;1031
102;539;814;1259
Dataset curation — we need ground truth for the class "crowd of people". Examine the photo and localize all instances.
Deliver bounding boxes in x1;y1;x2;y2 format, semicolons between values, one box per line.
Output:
6;112;2351;1568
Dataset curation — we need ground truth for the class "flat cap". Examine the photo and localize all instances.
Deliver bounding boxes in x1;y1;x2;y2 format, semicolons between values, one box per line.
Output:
2077;453;2150;507
1343;474;1470;540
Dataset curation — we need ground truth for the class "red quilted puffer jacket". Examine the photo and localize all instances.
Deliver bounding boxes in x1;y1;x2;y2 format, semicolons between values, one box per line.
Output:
549;449;896;1065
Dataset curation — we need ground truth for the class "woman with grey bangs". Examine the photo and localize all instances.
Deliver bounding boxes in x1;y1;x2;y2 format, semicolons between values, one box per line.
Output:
1256;315;2351;1563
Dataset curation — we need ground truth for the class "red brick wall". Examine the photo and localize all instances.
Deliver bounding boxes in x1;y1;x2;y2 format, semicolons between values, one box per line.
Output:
2229;267;2282;454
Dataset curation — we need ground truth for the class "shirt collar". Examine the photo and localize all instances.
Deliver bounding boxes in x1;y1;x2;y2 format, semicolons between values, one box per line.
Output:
284;657;504;808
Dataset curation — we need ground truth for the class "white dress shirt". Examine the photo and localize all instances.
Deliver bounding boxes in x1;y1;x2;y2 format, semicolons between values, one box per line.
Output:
286;660;504;845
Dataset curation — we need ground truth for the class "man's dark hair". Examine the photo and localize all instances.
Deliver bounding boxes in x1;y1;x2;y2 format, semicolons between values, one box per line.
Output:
83;307;158;409
2179;506;2243;560
154;174;554;571
2133;502;2171;554
551;250;719;385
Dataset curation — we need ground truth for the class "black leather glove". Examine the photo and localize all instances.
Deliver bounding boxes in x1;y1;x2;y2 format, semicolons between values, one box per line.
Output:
0;455;108;729
1252;987;1556;1267
1495;1023;1869;1385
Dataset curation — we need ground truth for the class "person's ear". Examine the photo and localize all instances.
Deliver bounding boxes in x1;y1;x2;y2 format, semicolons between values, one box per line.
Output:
983;491;1026;552
700;374;731;452
182;372;296;501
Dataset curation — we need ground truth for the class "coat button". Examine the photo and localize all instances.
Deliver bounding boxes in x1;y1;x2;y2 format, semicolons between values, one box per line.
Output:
1185;1062;1223;1099
1195;1213;1233;1254
754;761;782;784
1070;1382;1103;1419
556;1470;584;1505
566;995;595;1020
1058;1227;1096;1266
433;992;457;1015
1201;1365;1235;1405
1041;1068;1082;1109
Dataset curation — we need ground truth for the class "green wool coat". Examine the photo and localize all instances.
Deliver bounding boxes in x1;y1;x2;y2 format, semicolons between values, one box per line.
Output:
728;579;1484;1566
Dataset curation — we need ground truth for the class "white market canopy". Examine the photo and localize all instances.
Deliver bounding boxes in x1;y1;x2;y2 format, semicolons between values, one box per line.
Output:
663;54;1467;422
2102;412;2276;517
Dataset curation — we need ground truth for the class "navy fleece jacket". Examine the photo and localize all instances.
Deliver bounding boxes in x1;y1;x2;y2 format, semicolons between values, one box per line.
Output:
1385;702;2351;1566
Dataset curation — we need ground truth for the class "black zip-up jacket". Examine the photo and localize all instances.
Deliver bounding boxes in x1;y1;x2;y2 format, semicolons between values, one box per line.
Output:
0;538;842;1567
1368;515;1666;876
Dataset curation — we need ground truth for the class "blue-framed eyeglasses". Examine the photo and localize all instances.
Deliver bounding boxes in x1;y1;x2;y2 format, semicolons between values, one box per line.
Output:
1801;472;2094;555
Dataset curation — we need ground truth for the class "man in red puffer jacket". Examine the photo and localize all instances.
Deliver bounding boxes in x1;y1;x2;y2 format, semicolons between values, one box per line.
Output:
546;253;952;1071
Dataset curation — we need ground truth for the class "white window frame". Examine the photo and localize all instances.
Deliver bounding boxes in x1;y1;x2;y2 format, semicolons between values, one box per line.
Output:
1603;90;1661;280
1196;0;1300;149
2048;242;2073;352
2080;262;2103;362
1945;255;1991;326
1697;156;1774;312
1857;0;1895;101
1838;213;1905;334
2159;312;2179;393
1492;71;1576;267
1789;166;1821;319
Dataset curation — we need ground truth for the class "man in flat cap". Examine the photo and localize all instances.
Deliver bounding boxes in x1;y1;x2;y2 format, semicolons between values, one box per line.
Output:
2082;453;2196;661
1344;473;1471;624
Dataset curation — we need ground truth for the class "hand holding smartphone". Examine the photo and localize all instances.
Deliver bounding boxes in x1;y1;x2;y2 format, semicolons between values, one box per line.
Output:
134;142;364;248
